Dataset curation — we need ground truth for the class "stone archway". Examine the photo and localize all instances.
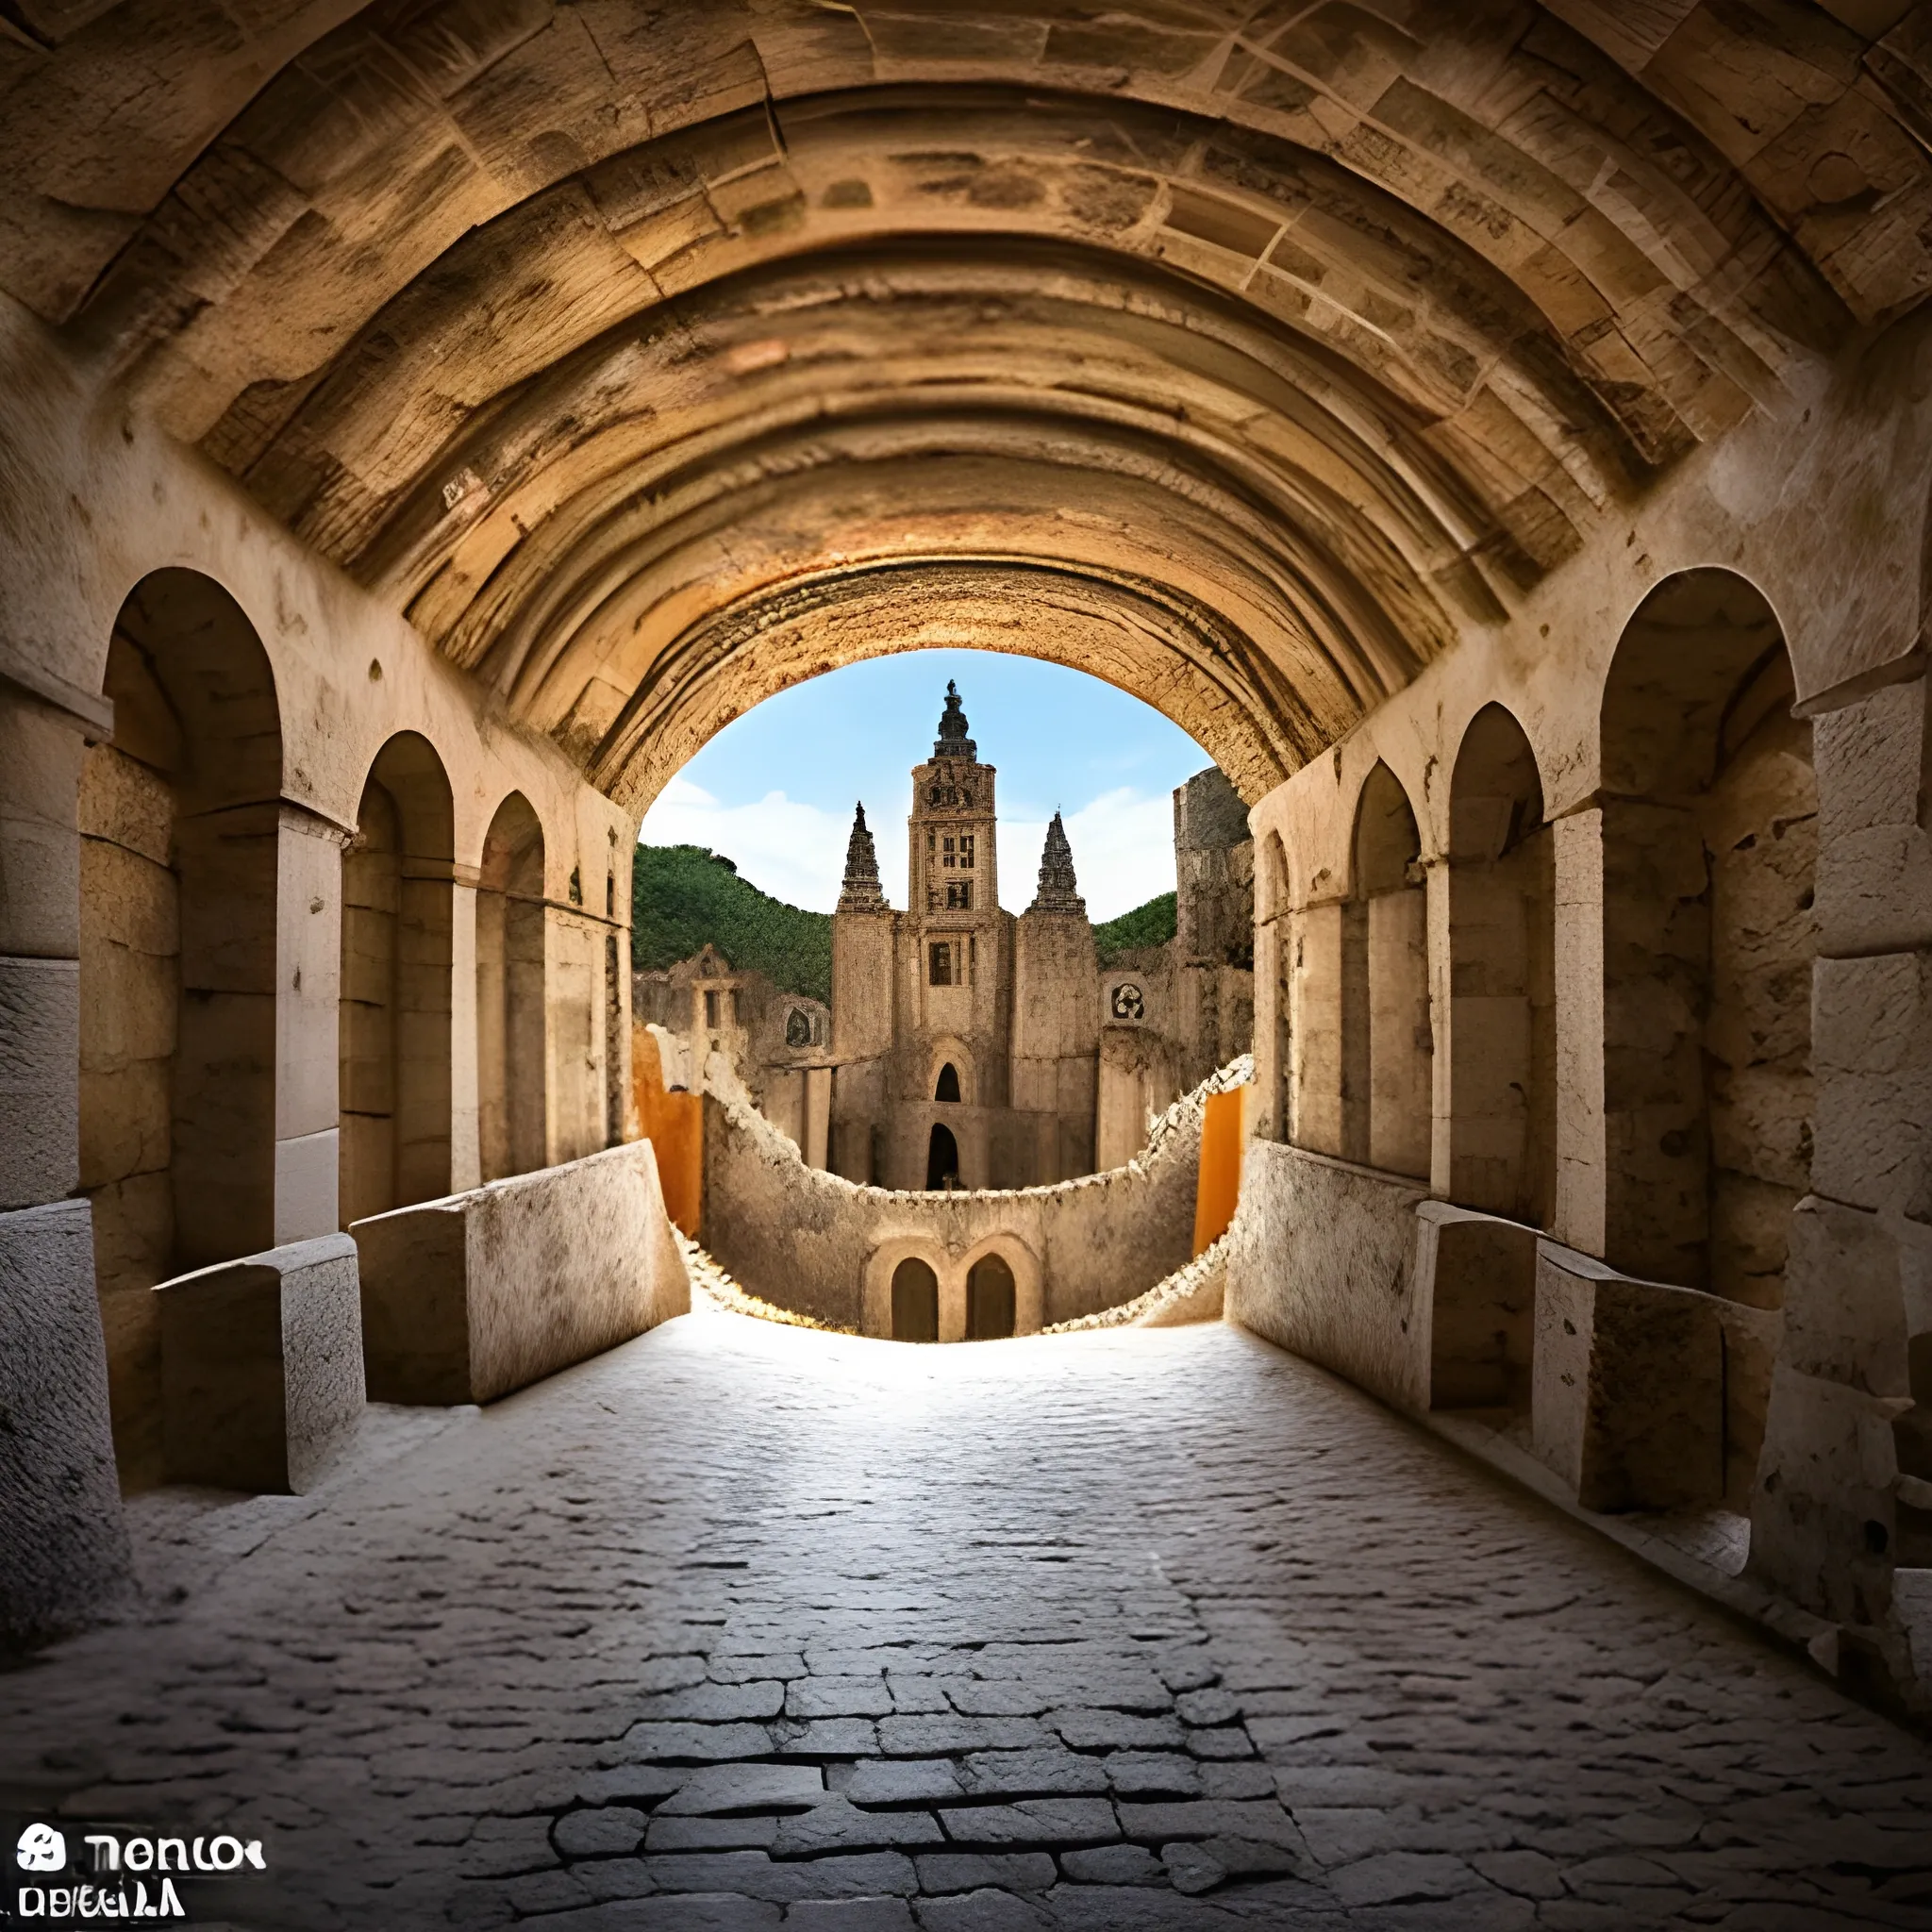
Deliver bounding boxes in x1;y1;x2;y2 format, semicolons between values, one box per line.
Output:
79;568;285;1488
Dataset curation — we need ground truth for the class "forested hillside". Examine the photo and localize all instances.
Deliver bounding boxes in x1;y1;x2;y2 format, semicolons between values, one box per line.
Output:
631;844;833;1003
1093;891;1176;964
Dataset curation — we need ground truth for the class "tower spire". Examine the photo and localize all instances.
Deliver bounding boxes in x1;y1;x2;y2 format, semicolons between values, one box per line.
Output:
1029;810;1085;914
838;802;887;912
932;679;976;761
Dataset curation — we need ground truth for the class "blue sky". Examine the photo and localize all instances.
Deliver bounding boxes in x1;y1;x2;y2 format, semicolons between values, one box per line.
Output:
640;650;1214;920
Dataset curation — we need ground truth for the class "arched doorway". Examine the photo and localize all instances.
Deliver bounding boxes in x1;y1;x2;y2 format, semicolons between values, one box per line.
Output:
1344;763;1430;1177
1448;706;1555;1227
966;1254;1016;1341
79;568;283;1486
341;732;455;1225
925;1123;960;1190
476;792;547;1182
891;1258;940;1342
934;1061;961;1103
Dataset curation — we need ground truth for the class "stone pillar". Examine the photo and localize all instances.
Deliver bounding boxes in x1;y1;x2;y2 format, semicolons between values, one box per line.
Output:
1754;670;1931;1657
1550;808;1607;1257
276;805;350;1244
449;874;480;1192
1425;856;1453;1195
0;675;131;1644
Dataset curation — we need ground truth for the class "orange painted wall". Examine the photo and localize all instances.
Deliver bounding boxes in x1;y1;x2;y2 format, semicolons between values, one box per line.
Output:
632;1027;705;1239
1191;1084;1249;1256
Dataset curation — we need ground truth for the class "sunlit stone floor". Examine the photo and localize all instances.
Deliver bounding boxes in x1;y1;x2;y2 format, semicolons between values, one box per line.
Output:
4;1309;1930;1930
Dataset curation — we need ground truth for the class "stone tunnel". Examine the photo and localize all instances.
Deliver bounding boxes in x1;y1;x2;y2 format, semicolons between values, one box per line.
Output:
2;4;1932;1926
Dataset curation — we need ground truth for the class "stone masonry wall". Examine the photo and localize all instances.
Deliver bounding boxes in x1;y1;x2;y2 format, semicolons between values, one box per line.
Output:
703;1062;1250;1333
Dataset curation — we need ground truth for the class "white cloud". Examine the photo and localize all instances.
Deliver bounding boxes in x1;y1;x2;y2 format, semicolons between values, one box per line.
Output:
642;777;1176;921
641;777;853;911
1002;789;1174;923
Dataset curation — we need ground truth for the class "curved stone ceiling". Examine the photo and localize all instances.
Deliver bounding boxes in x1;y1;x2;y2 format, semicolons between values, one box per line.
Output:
6;0;1924;804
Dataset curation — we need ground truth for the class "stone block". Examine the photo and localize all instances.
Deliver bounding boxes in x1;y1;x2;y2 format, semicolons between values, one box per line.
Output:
1812;678;1932;954
1416;1202;1536;1411
1532;1241;1723;1512
1224;1141;1429;1413
1813;951;1931;1219
157;1232;365;1494
0;954;79;1210
355;1139;691;1405
0;1198;132;1648
1752;1357;1906;1624
1781;1195;1909;1398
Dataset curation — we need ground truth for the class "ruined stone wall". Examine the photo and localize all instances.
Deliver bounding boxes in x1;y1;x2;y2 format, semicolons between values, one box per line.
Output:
701;1065;1249;1334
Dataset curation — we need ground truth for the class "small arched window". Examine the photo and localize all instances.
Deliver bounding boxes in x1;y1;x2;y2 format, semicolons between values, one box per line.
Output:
935;1062;961;1103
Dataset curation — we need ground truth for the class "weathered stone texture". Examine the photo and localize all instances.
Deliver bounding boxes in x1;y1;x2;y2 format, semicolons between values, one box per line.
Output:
1224;1141;1430;1413
157;1231;365;1494
0;1198;130;1650
355;1139;691;1404
2;1315;1928;1925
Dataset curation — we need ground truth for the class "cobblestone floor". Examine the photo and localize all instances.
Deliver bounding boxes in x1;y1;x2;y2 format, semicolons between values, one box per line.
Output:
5;1310;1931;1931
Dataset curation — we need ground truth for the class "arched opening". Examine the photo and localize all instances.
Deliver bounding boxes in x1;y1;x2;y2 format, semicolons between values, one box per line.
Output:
340;733;455;1226
1601;571;1815;1509
1448;707;1556;1226
924;1123;960;1191
1343;764;1430;1177
891;1258;940;1343
966;1254;1017;1341
78;568;283;1486
476;792;547;1183
934;1062;961;1104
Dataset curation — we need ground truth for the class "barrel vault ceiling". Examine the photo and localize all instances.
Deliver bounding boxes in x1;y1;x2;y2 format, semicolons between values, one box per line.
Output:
5;0;1925;804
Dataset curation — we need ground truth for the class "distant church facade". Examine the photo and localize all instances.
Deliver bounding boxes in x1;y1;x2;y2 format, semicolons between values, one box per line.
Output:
828;684;1254;1191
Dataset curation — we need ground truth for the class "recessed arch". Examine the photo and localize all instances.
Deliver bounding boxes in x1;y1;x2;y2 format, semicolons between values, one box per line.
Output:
890;1257;940;1344
1343;762;1430;1179
935;1063;961;1105
78;567;284;1487
476;791;547;1183
340;731;457;1226
1447;705;1555;1229
925;1123;961;1192
1598;570;1816;1302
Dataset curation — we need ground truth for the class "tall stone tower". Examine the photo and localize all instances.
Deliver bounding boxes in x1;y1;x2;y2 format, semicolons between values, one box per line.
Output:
828;803;896;1181
1012;812;1100;1179
900;682;1013;1188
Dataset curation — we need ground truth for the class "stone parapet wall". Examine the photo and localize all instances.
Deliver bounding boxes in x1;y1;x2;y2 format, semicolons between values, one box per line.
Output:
1224;1142;1431;1414
354;1141;691;1405
703;1061;1249;1335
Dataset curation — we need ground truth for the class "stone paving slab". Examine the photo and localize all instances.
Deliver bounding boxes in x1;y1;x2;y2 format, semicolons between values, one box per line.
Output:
3;1312;1931;1928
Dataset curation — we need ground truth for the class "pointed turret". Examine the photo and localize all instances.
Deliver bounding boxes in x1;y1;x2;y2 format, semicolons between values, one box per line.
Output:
837;802;888;912
932;679;977;762
1029;810;1085;915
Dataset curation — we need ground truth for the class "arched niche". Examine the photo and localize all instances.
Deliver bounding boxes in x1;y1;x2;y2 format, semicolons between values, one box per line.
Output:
925;1122;960;1191
934;1062;961;1104
1600;570;1816;1508
1447;706;1556;1227
891;1257;940;1343
965;1252;1015;1340
340;732;455;1225
1343;762;1430;1178
78;567;283;1485
476;791;547;1182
